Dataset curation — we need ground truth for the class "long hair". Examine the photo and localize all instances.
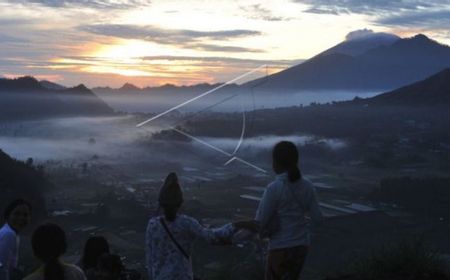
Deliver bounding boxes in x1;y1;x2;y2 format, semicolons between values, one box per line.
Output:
273;141;302;183
31;223;67;280
81;236;110;270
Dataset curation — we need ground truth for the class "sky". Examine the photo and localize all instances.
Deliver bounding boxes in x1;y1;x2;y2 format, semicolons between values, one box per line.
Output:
1;0;450;88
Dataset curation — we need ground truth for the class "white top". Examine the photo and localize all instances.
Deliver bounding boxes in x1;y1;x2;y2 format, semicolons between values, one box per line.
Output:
255;173;324;250
0;223;19;280
145;214;234;280
24;264;86;280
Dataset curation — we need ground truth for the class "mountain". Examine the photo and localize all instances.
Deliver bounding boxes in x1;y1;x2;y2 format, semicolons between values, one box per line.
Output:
366;68;450;106
93;82;240;95
0;76;114;120
40;80;66;90
318;30;400;57
244;34;450;91
119;82;141;91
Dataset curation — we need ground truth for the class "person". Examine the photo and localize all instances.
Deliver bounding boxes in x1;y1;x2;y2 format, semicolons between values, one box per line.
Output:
145;172;257;280
24;223;86;280
86;253;123;280
256;141;324;280
0;199;32;280
78;236;110;273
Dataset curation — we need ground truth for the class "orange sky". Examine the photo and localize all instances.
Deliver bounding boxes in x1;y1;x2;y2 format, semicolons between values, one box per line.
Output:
0;0;449;87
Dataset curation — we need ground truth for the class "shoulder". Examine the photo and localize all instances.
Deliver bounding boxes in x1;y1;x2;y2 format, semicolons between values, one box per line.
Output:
147;216;161;227
266;179;283;193
24;269;43;280
63;264;86;280
0;224;16;243
300;178;315;190
178;215;199;225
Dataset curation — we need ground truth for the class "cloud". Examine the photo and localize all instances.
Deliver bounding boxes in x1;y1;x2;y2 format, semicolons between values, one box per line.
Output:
345;28;375;40
376;9;450;29
139;55;301;66
240;4;289;21
79;24;262;52
191;44;263;53
0;33;28;43
296;0;446;15
79;24;261;44
8;0;151;9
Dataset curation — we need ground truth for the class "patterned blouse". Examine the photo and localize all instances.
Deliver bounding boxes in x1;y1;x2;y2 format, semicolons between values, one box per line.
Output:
145;214;234;280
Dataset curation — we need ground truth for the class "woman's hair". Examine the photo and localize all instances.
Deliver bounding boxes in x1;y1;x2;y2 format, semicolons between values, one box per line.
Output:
31;223;67;280
81;236;110;270
159;173;183;222
3;199;32;220
97;253;124;277
273;141;302;183
162;206;180;222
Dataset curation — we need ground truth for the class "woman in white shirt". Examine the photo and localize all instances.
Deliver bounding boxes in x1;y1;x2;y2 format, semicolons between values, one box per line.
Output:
0;199;32;280
24;223;86;280
256;141;324;280
145;172;257;280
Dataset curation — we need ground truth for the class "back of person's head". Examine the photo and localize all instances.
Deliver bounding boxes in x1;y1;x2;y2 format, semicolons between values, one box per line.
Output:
32;223;67;280
82;236;110;270
97;253;124;280
3;199;32;230
158;172;183;221
272;141;302;183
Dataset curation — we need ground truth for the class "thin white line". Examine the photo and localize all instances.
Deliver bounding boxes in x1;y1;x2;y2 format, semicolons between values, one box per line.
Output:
136;64;266;127
171;127;267;173
232;107;246;155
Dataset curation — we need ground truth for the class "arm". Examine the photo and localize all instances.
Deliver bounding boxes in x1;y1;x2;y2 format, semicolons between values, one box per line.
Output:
306;186;324;225
187;217;235;245
0;233;16;280
255;184;278;230
145;221;154;280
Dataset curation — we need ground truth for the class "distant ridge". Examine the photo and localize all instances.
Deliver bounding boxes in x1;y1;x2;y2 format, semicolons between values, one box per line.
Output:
367;68;450;106
0;76;44;91
120;82;141;91
244;33;450;91
0;76;114;119
40;80;66;90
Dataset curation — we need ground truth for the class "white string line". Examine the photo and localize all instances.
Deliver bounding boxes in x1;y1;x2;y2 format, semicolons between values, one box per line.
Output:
136;64;267;127
170;126;267;173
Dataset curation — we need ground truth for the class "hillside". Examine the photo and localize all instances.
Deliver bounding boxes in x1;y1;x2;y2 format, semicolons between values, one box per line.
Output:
367;68;450;106
0;149;49;221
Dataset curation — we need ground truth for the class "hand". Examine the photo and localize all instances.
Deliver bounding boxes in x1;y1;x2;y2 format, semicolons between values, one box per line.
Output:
233;220;260;232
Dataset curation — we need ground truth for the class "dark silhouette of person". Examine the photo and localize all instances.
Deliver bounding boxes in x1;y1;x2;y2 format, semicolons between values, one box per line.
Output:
0;199;32;280
24;223;86;280
86;253;123;280
255;141;323;280
145;172;257;280
78;236;110;273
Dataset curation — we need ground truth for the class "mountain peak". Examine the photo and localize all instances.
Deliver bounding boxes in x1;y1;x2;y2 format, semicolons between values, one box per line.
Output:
0;76;44;91
412;34;430;41
73;84;89;91
317;29;400;57
120;82;140;90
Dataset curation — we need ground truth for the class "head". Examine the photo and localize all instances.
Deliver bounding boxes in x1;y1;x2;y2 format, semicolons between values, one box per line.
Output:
31;223;67;280
272;141;301;183
96;253;123;280
82;236;110;270
158;172;183;221
4;199;32;232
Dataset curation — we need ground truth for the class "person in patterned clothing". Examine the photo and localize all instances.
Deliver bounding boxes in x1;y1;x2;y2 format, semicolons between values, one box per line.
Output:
145;172;257;280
